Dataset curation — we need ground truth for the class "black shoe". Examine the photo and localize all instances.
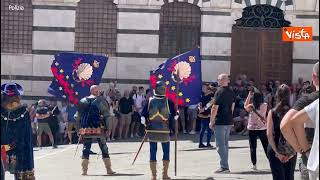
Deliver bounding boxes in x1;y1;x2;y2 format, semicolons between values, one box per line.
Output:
199;143;206;148
89;150;97;155
52;145;58;149
206;143;214;148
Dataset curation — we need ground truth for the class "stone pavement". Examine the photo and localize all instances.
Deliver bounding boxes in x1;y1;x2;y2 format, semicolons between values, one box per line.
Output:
5;134;299;180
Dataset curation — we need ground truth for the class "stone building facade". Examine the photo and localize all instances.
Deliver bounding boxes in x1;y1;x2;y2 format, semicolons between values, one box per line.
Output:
1;0;319;103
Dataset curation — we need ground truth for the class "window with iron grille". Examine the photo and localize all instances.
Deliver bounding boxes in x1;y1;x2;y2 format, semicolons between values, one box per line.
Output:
1;0;32;54
159;2;201;57
75;0;117;56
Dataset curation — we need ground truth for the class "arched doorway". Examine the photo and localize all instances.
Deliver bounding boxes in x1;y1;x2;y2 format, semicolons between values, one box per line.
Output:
230;4;293;84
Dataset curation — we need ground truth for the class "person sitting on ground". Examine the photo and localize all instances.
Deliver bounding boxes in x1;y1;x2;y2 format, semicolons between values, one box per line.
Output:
232;109;248;134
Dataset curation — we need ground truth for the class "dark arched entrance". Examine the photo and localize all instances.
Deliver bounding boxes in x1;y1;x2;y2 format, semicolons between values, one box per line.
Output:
231;4;293;84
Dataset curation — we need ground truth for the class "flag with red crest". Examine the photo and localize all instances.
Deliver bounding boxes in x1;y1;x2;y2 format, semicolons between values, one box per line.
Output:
48;52;107;105
150;48;202;107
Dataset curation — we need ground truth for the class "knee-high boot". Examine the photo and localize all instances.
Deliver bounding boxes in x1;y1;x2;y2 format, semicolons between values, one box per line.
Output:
81;159;89;175
102;158;116;175
150;161;157;180
162;160;171;180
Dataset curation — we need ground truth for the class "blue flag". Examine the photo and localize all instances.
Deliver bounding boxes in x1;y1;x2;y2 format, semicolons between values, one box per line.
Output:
150;48;202;107
48;52;107;105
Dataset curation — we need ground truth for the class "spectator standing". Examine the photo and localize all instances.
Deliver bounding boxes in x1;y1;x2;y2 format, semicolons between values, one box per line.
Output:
178;106;187;134
66;103;78;144
36;99;57;148
282;98;319;180
58;119;67;145
108;99;119;141
48;101;61;147
281;62;319;180
108;82;121;101
119;90;134;139
187;104;198;134
244;89;269;170
130;86;138;98
29;103;38;135
290;84;298;106
209;74;236;173
198;83;213;148
266;84;297;180
261;83;273;108
131;86;145;138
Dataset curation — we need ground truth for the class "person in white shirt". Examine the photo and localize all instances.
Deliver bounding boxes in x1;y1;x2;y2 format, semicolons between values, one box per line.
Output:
131;86;145;138
282;98;319;180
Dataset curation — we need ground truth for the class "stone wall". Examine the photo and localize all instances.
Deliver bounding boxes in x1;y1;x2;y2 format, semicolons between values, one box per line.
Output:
1;0;319;102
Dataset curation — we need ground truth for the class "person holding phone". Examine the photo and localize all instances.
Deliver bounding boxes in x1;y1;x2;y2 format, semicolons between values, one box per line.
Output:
244;88;269;170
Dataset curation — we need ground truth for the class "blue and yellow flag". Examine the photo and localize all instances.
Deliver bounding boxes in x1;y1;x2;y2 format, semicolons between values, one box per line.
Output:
48;52;107;105
150;48;202;107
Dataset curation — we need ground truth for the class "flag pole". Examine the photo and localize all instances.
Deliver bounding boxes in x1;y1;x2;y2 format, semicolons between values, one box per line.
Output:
174;49;181;177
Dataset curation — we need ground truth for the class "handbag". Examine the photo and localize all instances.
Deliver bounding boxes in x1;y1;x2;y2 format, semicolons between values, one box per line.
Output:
273;110;296;157
278;134;296;157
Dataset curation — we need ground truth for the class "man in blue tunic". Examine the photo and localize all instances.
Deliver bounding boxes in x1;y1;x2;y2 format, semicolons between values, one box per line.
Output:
75;85;116;176
1;83;35;180
141;81;178;180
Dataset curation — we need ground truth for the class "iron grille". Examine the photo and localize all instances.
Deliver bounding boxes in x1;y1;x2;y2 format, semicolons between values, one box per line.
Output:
159;2;201;57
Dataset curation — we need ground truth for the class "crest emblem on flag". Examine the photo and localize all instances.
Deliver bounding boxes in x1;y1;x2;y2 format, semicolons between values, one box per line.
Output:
150;48;202;106
48;52;108;105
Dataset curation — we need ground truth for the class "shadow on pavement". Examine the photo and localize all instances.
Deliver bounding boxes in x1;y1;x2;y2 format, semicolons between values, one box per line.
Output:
106;134;249;144
180;148;216;152
229;170;271;175
181;146;248;152
86;173;144;177
109;152;135;155
173;177;215;180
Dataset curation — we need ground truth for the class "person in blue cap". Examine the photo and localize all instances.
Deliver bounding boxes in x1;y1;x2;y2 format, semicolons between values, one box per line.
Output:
1;83;35;180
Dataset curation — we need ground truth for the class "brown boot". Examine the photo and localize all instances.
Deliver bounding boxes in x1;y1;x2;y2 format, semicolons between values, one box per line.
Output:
162;160;171;180
102;158;116;175
81;159;89;175
150;161;157;180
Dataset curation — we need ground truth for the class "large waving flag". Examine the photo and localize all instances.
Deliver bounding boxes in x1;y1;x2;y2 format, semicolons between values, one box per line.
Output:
150;48;202;107
48;52;108;105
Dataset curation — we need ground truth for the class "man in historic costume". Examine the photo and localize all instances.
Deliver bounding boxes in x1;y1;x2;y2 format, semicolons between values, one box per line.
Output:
1;83;35;180
75;85;116;176
141;81;178;180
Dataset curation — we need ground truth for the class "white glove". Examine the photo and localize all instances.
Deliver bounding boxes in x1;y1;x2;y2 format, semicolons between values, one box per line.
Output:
141;116;146;125
205;102;213;110
174;115;179;121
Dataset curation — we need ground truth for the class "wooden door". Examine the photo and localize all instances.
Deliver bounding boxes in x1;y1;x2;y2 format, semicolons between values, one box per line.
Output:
260;28;293;84
231;27;293;84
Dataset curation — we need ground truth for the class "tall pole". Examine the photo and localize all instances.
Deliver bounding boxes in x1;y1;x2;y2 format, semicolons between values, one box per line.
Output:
175;69;179;177
174;49;181;176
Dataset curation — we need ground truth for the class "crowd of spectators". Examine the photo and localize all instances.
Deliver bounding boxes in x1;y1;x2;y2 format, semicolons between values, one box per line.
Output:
26;75;315;147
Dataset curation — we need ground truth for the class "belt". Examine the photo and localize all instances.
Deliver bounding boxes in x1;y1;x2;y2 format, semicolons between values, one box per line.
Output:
146;130;170;134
